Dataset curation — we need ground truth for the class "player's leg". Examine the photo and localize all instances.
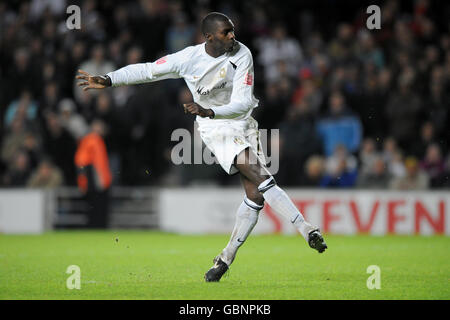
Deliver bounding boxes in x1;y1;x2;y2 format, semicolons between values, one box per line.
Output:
235;148;327;252
204;175;263;282
221;175;263;265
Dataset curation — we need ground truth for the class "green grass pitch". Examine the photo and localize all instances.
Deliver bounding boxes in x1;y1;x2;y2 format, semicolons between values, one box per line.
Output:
0;231;449;300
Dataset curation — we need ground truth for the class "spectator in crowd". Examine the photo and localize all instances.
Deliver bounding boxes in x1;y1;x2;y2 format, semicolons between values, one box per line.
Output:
356;155;391;189
355;30;385;70
381;137;406;178
317;90;362;157
40;14;59;56
327;23;357;66
68;41;88;79
382;137;407;179
92;91;126;183
1;118;29;166
377;68;393;97
389;20;418;65
320;144;358;188
75;119;112;228
27;158;63;188
300;32;329;80
132;0;170;60
4;90;38;128
2;150;32;187
277;100;322;186
7;47;40;101
301;155;325;187
41;60;57;85
165;12;195;53
29;0;67;22
108;40;125;69
39;81;60;113
420;143;446;188
390;157;429;190
80;0;106;40
423;70;449;139
256;23;303;83
58;98;89;140
255;76;294;128
42;111;77;185
109;5;130;47
381;137;397;164
386;150;407;179
445;51;450;81
385;74;423;152
353;70;389;139
359;138;378;177
291;77;323;115
410;121;437;159
247;7;270;38
254;83;290;130
22;131;41;171
441;154;450;188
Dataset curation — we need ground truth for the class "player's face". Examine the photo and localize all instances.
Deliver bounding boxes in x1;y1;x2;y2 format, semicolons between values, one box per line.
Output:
211;20;236;53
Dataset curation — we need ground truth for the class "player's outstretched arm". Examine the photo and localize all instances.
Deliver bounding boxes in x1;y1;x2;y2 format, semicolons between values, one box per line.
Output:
76;69;111;91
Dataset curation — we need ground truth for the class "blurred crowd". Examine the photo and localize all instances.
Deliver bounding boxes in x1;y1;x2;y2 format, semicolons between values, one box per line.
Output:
0;0;449;189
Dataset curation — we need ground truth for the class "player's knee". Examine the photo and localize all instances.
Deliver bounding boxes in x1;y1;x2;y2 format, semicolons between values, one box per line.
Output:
257;176;276;194
248;194;264;206
244;195;264;210
244;185;264;207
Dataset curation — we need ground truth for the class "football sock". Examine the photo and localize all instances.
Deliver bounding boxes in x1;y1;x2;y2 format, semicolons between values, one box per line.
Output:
258;177;315;240
219;197;262;266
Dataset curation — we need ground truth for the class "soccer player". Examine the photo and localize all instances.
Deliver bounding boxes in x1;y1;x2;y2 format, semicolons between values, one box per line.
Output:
76;12;327;282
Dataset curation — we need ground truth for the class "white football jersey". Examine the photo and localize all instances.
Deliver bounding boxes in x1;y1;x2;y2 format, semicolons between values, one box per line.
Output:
106;41;259;123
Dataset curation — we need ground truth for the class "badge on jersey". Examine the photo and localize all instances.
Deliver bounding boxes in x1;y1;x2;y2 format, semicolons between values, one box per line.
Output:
156;56;167;64
233;137;245;145
244;71;253;85
219;68;226;78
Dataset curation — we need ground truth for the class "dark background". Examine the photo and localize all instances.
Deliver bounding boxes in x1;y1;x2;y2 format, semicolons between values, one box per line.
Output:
1;0;449;189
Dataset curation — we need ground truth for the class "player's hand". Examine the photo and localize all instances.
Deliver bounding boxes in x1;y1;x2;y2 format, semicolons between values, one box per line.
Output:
76;69;110;91
183;102;214;118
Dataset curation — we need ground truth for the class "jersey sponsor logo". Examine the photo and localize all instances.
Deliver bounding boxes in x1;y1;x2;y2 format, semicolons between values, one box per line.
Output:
244;71;253;85
229;61;237;70
196;82;227;95
156;56;167;64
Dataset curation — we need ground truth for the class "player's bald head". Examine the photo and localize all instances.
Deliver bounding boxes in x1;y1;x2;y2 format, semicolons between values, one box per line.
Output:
201;12;231;36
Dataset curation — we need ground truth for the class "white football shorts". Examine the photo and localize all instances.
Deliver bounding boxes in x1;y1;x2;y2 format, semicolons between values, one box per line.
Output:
196;116;266;175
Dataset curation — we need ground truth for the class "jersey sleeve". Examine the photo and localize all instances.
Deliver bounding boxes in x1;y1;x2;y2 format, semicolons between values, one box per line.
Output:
106;48;189;86
210;50;259;119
